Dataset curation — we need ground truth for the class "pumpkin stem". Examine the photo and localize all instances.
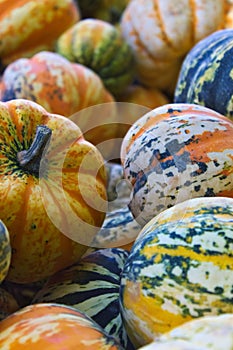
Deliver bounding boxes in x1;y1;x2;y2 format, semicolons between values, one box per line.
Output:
17;125;52;177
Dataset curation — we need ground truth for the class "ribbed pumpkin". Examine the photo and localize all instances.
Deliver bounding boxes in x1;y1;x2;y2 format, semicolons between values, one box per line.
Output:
56;18;135;96
32;248;133;349
121;103;233;226
0;303;123;349
138;314;233;350
0;99;107;283
120;0;225;93
0;221;11;283
174;29;233;119
0;0;80;69
120;196;233;348
0;288;19;321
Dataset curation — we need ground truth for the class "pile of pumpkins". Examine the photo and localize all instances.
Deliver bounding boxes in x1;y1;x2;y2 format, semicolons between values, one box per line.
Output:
0;0;233;349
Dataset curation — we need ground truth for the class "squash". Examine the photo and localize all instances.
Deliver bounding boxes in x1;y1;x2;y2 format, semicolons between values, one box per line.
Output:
56;18;135;96
0;221;11;283
0;303;123;349
138;313;233;350
120;0;225;94
120;103;233;226
0;51;119;160
32;248;134;349
119;196;233;348
0;0;80;69
0;288;19;321
0;99;107;283
174;29;233;119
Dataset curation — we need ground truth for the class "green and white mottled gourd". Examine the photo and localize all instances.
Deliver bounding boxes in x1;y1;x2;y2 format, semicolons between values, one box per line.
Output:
174;29;233;119
0;221;11;283
32;248;135;350
138;313;233;350
121;103;233;226
119;196;233;348
56;18;135;96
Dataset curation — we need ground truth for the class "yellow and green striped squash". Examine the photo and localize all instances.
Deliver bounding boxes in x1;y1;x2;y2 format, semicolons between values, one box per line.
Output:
174;29;233;119
119;196;233;348
0;221;11;284
56;18;135;96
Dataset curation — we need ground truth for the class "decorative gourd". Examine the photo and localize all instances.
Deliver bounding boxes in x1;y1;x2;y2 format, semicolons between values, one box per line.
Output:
120;0;225;93
174;29;233;119
119;196;233;348
138;313;233;350
32;248;133;349
0;303;123;349
0;288;19;321
121;103;233;226
0;0;80;69
0;221;11;283
0;99;107;283
56;18;135;96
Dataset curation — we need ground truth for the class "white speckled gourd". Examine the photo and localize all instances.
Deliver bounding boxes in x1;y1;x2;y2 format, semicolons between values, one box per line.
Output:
119;196;233;348
121;103;233;226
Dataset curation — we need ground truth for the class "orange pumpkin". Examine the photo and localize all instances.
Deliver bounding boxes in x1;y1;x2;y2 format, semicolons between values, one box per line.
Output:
0;0;80;69
0;99;107;283
120;0;225;93
0;303;123;349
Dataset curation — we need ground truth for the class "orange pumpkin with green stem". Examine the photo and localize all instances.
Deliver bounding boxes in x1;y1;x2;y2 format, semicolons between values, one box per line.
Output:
0;99;107;284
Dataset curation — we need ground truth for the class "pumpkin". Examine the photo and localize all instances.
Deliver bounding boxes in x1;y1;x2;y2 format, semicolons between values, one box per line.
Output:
0;303;123;349
120;103;233;226
0;220;11;283
55;18;135;96
78;0;130;24
174;29;233;119
32;248;134;349
120;0;225;93
119;196;233;348
0;288;19;321
0;0;80;69
0;98;107;283
138;313;233;350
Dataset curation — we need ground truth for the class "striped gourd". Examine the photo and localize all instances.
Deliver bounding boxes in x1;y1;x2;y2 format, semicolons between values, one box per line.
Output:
174;29;233;119
56;18;135;96
32;248;134;350
119;196;233;348
138;314;233;350
0;221;11;283
120;103;233;226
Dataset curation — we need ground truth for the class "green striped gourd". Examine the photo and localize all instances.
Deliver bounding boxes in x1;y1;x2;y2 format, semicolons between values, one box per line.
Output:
0;221;11;283
174;29;233;119
32;248;134;350
56;18;135;96
138;314;233;350
119;196;233;348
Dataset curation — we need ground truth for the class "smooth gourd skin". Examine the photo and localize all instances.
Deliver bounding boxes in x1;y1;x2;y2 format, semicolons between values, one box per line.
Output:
174;29;233;119
119;197;233;348
121;103;233;226
0;303;123;349
0;221;11;283
0;99;107;283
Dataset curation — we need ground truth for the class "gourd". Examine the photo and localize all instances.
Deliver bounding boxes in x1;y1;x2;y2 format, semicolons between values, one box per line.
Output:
0;99;107;283
0;0;80;69
138;313;233;350
32;248;134;350
0;221;11;283
120;0;225;94
174;29;233;119
121;103;233;226
0;288;19;321
56;18;135;96
119;196;233;348
0;303;123;349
